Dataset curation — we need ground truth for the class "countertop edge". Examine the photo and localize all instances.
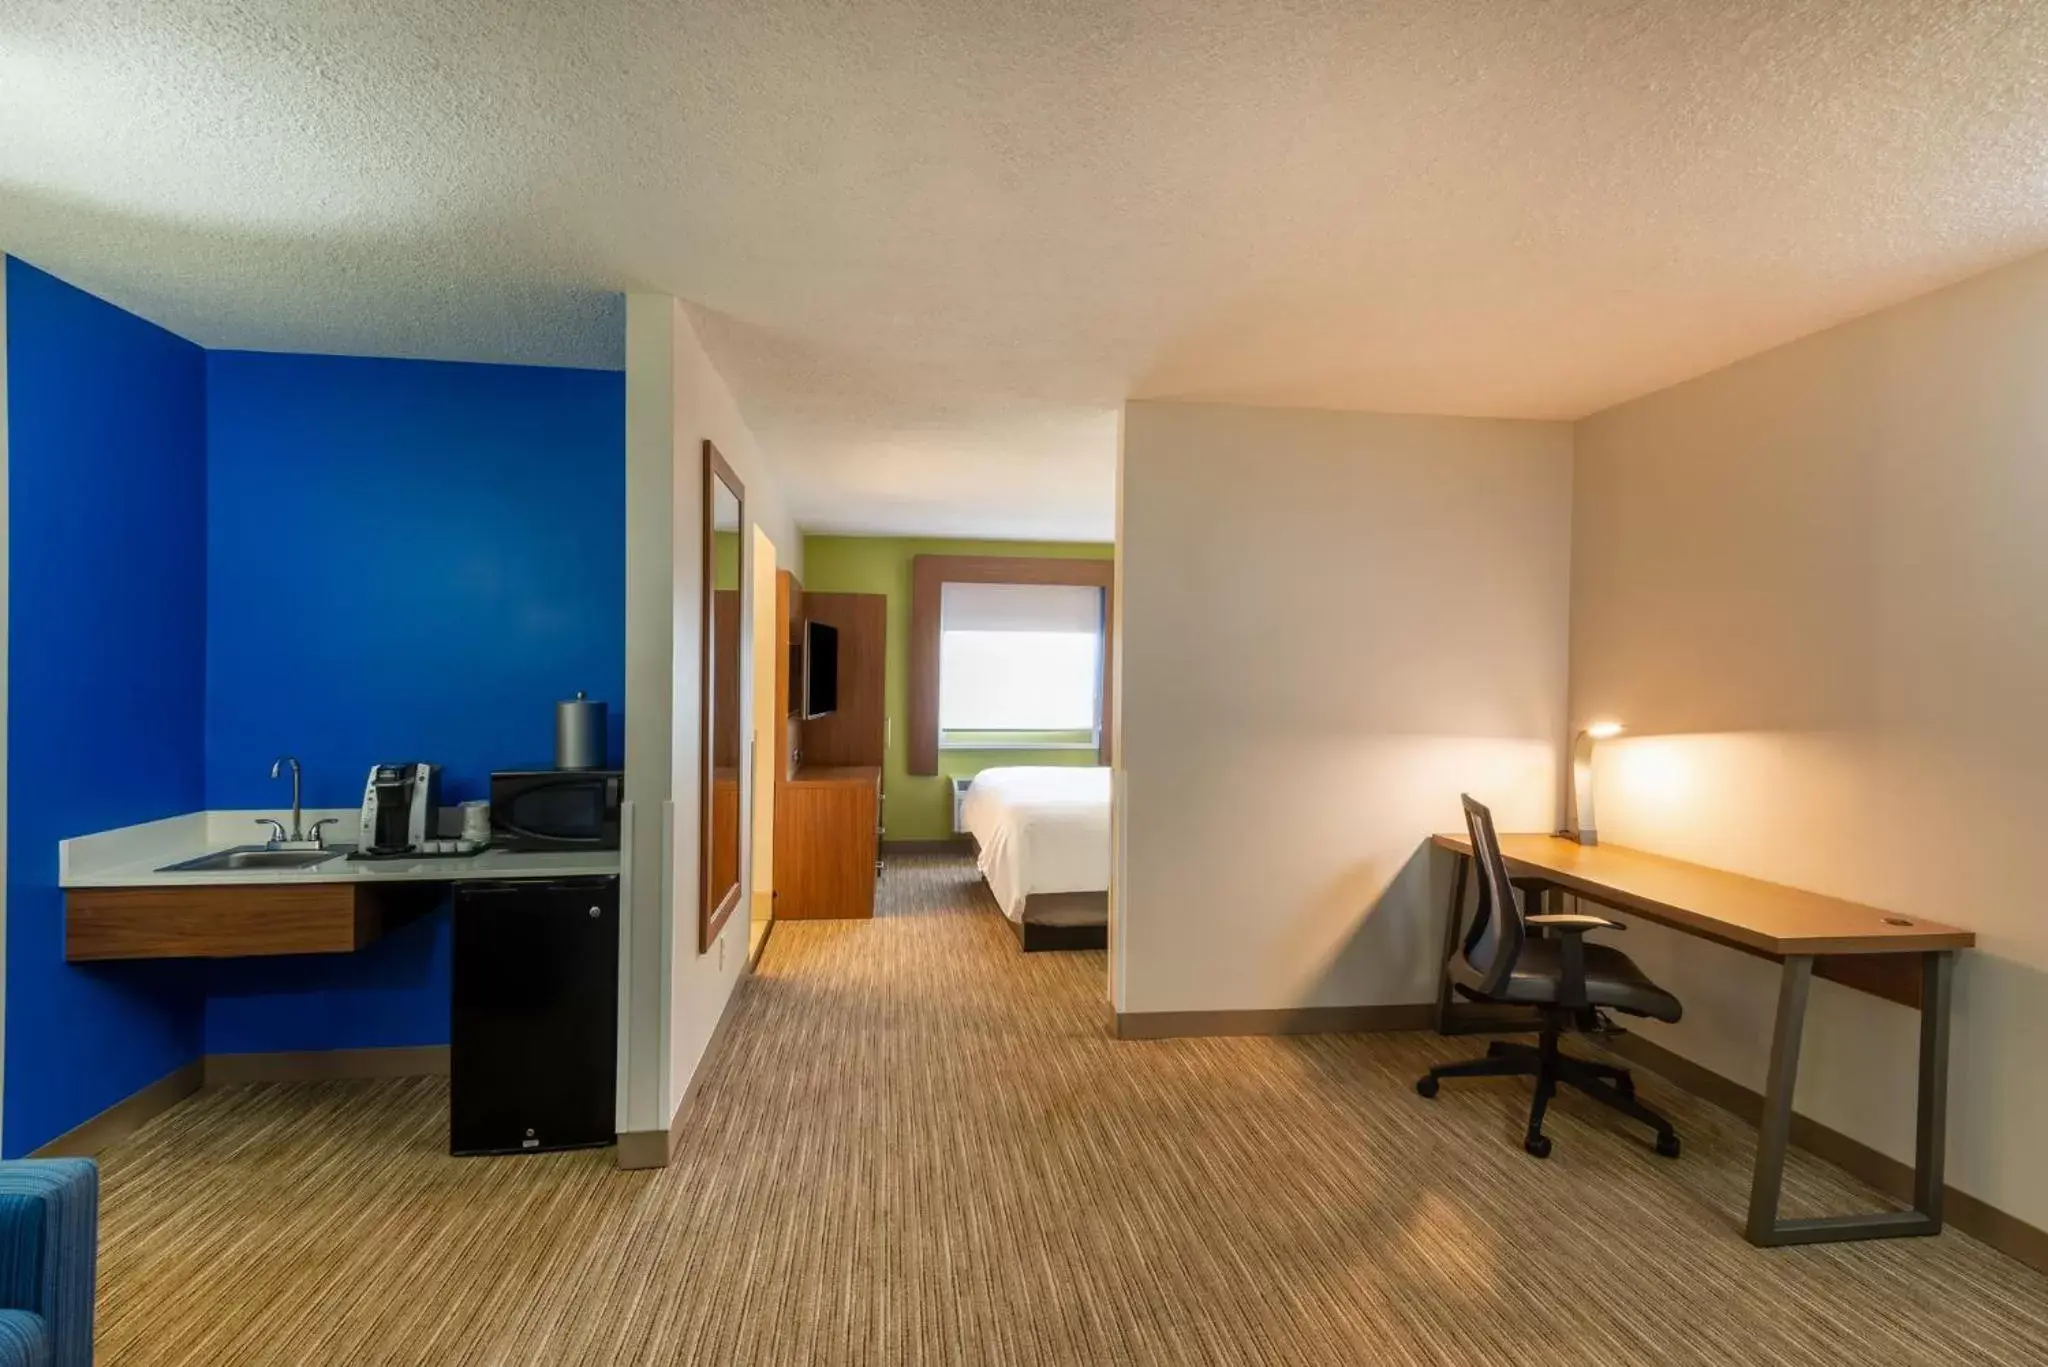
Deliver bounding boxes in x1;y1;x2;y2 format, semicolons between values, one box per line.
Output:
61;810;620;889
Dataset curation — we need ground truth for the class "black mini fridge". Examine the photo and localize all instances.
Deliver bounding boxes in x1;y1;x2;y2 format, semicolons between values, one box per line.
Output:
451;876;618;1155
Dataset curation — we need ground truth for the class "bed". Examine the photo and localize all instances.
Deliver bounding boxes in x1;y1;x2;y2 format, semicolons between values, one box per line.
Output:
959;766;1111;952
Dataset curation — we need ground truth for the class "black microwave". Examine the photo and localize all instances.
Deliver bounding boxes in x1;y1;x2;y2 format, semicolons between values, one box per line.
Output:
490;769;623;851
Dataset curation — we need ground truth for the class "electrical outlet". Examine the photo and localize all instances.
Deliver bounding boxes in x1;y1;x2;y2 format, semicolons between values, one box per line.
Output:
718;935;726;970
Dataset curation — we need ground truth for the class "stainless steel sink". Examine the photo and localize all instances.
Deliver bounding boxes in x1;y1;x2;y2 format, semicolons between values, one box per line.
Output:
157;846;344;873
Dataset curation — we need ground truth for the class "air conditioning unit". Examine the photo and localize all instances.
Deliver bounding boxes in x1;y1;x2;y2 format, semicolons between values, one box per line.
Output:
952;775;972;835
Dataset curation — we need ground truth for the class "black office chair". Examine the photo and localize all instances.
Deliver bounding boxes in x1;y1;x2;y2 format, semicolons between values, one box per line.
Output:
1416;794;1684;1159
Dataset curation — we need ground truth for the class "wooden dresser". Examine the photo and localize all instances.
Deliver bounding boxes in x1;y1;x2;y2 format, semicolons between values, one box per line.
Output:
774;764;881;920
772;571;887;919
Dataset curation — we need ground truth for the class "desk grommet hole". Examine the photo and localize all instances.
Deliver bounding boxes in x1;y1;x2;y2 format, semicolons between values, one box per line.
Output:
1883;916;1914;926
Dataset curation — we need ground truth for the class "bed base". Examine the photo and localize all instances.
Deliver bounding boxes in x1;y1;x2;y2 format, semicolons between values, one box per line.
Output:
1008;917;1109;953
967;832;1109;952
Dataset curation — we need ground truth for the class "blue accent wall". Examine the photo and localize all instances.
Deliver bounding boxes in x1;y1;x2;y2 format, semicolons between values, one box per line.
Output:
200;352;625;1054
0;270;624;1147
4;258;209;1155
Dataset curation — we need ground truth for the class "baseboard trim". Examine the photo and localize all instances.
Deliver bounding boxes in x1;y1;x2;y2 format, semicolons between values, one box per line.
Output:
882;838;974;856
1606;1032;2048;1276
30;1060;205;1159
27;1045;459;1159
617;958;753;1171
203;1045;451;1086
1115;1003;1435;1040
613;1127;671;1170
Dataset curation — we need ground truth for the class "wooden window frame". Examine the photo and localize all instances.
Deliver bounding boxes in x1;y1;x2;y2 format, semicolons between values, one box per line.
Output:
908;555;1114;776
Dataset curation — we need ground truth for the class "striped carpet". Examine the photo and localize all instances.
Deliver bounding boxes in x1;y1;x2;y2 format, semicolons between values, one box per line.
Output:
94;856;2048;1365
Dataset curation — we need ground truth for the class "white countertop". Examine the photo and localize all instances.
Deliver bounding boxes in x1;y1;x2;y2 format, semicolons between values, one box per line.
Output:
61;811;621;889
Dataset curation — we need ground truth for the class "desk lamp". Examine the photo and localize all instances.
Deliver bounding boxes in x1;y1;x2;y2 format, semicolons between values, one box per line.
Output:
1565;721;1623;845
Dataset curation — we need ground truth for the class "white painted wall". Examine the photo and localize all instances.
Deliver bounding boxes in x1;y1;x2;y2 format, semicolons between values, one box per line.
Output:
623;294;802;1145
1571;248;2048;1233
1108;407;1128;1010
622;295;678;1138
1116;401;1573;1015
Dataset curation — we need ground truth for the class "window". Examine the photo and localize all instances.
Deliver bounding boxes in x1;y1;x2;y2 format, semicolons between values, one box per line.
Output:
939;582;1104;739
907;554;1114;774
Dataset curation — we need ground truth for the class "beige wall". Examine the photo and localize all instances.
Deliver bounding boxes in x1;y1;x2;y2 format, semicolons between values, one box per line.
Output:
624;295;802;1146
1571;249;2048;1231
1116;401;1573;1015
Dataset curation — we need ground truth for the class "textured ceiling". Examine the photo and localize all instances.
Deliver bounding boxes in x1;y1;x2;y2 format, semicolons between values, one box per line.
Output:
6;2;2048;538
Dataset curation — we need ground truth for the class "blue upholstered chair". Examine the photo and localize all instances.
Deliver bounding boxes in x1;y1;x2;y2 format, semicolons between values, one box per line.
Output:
0;1160;98;1367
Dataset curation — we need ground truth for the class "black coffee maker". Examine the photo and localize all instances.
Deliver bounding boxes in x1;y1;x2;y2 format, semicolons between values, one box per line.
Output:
359;763;442;855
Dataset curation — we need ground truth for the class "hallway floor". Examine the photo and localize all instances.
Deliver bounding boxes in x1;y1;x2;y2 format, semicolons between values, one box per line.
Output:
93;856;2048;1365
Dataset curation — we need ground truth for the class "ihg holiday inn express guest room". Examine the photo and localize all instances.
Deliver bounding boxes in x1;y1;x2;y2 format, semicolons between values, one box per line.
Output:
1;3;2046;1363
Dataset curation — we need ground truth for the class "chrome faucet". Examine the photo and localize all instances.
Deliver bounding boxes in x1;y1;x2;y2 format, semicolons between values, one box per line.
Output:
257;756;337;850
270;756;305;841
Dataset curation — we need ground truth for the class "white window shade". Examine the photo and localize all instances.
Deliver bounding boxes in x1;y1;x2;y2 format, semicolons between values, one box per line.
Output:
940;582;1104;634
940;583;1104;732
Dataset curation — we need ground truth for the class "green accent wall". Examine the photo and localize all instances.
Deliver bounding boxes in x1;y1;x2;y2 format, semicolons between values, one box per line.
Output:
800;535;1115;841
713;529;740;591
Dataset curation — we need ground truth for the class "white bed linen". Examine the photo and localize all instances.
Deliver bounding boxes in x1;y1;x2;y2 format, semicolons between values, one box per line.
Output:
961;766;1112;922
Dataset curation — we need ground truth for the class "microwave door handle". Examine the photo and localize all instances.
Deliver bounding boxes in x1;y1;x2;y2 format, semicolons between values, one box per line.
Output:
497;817;602;845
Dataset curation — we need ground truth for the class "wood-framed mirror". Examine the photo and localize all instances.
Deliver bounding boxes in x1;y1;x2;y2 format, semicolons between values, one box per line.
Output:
701;440;745;952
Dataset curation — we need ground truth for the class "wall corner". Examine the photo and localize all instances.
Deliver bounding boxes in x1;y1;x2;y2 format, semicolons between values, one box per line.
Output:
0;254;12;1142
622;294;682;1139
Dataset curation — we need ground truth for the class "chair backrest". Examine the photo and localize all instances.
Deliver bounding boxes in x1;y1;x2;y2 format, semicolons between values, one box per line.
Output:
1457;794;1526;996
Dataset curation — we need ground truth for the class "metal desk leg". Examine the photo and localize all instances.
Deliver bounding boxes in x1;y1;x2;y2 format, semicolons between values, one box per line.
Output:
1912;950;1956;1227
1745;955;1812;1244
1745;950;1952;1247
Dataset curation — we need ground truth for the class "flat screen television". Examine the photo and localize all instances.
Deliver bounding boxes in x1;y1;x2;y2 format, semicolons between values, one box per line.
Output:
802;620;839;719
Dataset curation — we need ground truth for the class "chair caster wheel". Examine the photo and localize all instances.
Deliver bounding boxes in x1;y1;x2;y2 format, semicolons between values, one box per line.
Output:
1655;1132;1681;1159
1415;1076;1439;1099
1524;1134;1552;1159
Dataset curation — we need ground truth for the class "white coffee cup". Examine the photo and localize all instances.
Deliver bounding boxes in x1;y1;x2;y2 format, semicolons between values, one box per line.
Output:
460;800;491;843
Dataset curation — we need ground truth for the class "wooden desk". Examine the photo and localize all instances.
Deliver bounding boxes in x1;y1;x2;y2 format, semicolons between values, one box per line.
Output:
1431;832;1975;1250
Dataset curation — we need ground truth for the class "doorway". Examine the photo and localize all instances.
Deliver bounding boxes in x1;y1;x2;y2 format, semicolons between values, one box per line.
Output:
748;525;779;963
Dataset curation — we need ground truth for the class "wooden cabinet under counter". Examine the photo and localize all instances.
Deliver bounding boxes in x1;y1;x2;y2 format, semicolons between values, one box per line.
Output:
774;765;880;920
66;881;443;961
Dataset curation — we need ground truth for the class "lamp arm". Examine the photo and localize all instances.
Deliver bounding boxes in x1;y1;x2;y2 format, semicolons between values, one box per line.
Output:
1567;729;1599;846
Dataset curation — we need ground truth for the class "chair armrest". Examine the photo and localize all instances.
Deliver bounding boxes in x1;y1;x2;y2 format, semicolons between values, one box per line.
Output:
0;1159;97;1367
1526;913;1623;932
1523;916;1619;1010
